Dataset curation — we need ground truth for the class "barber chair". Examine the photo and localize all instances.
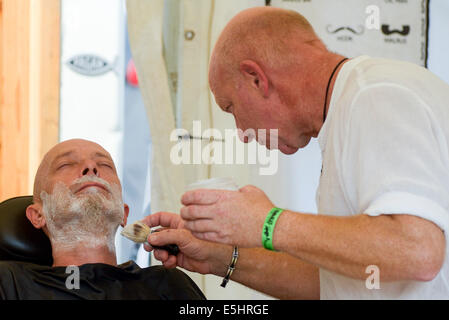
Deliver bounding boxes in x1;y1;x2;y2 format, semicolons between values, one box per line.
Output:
0;196;52;265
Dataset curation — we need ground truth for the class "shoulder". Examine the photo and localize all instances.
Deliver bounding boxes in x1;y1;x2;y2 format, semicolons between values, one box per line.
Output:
0;260;40;273
336;58;435;126
338;57;438;109
0;261;48;300
144;265;193;284
141;266;206;300
347;57;431;86
0;260;50;281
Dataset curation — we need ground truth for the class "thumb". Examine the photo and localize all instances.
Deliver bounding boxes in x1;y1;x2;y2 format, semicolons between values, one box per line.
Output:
239;184;261;193
148;228;192;249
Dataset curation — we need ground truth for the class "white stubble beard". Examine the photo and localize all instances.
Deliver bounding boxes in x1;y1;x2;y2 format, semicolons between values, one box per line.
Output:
40;176;125;254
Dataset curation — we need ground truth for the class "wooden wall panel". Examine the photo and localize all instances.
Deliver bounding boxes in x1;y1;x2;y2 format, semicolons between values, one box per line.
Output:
0;0;60;201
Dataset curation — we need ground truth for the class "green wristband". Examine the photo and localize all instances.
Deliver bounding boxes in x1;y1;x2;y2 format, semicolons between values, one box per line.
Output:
262;207;284;251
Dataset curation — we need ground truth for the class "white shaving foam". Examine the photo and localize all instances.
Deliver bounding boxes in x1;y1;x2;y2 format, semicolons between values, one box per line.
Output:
40;175;125;254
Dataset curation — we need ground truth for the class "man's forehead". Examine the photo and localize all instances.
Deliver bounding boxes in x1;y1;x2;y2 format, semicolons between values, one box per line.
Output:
209;69;230;106
48;141;112;163
52;149;111;161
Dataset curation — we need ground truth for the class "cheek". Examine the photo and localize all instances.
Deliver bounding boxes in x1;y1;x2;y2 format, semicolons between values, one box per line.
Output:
99;168;120;183
46;176;71;193
234;103;264;130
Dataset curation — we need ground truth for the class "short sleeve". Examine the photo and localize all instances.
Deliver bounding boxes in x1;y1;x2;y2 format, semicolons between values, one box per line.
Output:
341;84;449;234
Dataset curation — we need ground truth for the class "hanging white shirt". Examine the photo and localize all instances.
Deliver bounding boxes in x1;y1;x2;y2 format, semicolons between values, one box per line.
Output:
316;55;449;299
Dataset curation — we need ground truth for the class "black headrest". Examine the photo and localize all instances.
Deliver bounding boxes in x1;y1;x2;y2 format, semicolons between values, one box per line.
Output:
0;196;52;265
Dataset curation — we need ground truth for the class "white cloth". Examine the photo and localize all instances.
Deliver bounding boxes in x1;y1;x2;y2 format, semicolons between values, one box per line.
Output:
316;56;449;299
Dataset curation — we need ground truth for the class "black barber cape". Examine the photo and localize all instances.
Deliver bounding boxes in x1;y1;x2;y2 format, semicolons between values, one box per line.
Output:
0;260;206;300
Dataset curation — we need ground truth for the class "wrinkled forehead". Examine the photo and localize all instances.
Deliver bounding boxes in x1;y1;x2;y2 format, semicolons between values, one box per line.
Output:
208;62;235;101
46;140;113;165
208;58;221;94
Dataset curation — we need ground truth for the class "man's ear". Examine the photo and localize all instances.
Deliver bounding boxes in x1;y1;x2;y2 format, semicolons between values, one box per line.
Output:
239;60;269;98
26;203;46;229
121;204;130;227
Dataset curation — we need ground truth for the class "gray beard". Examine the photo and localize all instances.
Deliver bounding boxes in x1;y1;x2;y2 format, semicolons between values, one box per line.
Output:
40;175;125;253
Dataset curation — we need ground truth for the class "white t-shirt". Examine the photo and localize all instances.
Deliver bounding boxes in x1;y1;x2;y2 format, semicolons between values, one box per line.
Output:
316;56;449;299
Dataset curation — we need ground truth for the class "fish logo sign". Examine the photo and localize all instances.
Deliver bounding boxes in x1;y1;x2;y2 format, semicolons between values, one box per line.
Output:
66;54;117;76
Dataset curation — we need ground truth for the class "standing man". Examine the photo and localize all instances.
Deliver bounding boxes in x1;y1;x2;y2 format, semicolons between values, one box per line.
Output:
145;7;449;299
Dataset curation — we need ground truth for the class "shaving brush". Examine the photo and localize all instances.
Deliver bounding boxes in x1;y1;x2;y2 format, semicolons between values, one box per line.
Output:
121;221;179;256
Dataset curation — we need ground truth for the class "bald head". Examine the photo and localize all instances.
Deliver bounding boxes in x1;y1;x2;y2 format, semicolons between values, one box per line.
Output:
33;139;114;203
209;7;323;85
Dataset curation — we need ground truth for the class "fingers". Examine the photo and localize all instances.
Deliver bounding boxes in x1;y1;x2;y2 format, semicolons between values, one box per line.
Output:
162;255;178;268
180;205;217;221
184;219;219;233
153;248;168;261
181;189;224;206
141;211;183;229
146;230;187;268
143;243;153;252
153;249;177;268
147;228;191;248
239;184;261;193
192;231;228;245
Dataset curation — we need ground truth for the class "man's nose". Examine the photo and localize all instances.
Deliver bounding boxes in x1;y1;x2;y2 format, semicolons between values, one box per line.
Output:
81;162;99;177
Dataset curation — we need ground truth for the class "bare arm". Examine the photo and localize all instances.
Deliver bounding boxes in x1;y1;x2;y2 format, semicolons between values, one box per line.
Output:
231;248;319;300
273;212;445;282
181;187;446;283
143;212;319;299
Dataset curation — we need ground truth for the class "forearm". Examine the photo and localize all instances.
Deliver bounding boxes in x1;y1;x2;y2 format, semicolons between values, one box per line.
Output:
211;246;319;300
273;212;445;282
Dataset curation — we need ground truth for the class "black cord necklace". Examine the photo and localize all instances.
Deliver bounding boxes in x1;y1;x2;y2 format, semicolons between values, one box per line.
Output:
323;57;348;123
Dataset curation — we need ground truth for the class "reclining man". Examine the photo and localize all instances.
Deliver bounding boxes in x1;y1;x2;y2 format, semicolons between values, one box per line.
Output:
0;139;205;300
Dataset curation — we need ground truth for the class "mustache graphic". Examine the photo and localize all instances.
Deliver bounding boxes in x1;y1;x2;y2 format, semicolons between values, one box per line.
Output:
326;25;364;35
381;24;410;36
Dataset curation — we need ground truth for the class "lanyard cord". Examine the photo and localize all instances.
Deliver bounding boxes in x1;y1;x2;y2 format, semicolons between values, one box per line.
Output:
323;58;348;123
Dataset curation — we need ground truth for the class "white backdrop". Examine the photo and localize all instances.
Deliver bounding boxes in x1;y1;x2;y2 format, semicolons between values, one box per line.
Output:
59;0;128;260
272;0;429;66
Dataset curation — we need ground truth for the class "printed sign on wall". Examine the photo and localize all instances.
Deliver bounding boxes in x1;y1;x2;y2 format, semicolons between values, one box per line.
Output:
271;0;429;66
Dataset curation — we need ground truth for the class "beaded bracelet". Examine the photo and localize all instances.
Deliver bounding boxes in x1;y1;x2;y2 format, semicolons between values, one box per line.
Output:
220;246;239;288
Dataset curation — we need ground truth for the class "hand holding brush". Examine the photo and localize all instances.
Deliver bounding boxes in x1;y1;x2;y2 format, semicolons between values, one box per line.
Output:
120;221;180;256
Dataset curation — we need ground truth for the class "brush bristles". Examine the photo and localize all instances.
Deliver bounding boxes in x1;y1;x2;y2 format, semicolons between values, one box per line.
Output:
120;221;151;243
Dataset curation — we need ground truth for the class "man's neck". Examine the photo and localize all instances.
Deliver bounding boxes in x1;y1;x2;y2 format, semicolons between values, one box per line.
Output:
297;52;348;138
51;243;117;267
317;54;348;133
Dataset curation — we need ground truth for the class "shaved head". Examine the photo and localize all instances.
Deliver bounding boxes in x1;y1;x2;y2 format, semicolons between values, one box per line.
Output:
207;6;344;154
210;6;322;86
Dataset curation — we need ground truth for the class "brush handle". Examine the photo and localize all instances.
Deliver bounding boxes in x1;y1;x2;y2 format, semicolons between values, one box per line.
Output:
147;228;180;256
151;244;180;256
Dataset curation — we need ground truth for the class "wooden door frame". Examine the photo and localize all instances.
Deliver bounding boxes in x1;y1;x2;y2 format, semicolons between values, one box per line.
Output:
0;0;60;201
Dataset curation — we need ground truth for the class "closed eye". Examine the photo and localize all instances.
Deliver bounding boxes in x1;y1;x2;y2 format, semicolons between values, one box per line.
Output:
99;163;113;169
57;163;72;170
225;104;233;113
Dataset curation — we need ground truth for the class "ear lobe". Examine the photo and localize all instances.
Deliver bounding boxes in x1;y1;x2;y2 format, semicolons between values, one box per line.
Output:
121;204;130;227
239;60;269;98
26;204;46;229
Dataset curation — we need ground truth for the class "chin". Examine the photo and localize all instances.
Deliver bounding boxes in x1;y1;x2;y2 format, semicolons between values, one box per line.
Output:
280;137;311;154
279;144;300;155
